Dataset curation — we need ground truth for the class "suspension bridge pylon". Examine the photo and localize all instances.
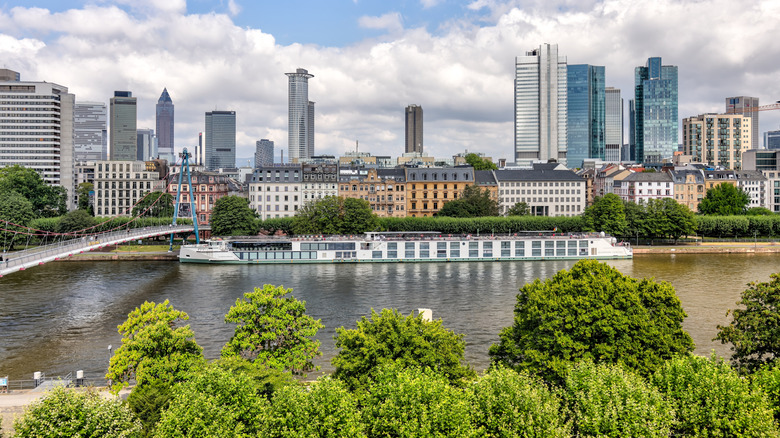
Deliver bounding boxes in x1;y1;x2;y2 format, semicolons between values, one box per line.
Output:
169;148;200;251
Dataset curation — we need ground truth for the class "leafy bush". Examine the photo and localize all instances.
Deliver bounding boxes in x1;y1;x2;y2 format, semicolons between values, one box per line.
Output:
470;366;569;437
127;381;173;437
752;364;780;424
13;387;141;438
257;217;294;235
651;355;777;436
563;361;672;437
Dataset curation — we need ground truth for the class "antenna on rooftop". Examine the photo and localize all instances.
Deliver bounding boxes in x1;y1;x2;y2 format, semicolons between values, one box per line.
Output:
356;140;359;153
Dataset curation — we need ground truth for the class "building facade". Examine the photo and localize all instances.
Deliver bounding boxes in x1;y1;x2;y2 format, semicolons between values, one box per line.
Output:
633;57;678;163
566;64;605;168
726;96;758;150
287;68;315;161
156;88;175;162
615;172;674;204
0;71;75;208
167;170;229;225
109;91;137;161
204;110;236;171
339;168;407;217
495;169;585;216
255;139;274;167
605;87;623;162
74;102;107;162
668;169;705;212
246;165;302;219
92;160;163;216
682;113;751;170
765;130;780;150
735;170;767;210
405;104;423;154
515;43;567;166
302;163;338;205
136;128;156;161
405;167;474;217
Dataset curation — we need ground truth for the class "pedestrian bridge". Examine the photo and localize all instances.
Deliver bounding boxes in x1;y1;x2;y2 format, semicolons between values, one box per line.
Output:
0;224;195;278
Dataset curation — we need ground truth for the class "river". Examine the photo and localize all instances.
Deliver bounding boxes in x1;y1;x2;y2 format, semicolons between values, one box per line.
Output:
0;254;777;381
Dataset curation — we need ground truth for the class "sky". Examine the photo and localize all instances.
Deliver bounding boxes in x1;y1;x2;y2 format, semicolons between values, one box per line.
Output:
2;0;780;164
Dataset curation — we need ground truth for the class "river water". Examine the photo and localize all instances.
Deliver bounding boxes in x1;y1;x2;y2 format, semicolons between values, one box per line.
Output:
0;254;777;381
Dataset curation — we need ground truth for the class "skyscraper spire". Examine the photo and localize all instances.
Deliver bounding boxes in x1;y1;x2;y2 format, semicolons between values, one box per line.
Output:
156;87;174;162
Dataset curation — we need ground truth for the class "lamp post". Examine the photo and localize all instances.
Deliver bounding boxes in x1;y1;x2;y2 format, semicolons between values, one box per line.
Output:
107;344;112;388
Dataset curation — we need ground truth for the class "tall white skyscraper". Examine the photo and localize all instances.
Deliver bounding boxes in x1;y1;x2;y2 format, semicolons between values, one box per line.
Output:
514;43;568;166
605;87;623;162
0;69;75;208
286;68;315;162
75;101;107;162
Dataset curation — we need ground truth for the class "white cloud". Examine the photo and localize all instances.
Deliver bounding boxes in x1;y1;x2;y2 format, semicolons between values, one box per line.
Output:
1;0;778;164
227;0;241;17
358;12;403;32
420;0;444;8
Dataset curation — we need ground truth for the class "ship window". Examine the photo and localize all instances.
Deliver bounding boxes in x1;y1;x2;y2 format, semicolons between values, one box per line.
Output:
372;251;383;259
450;249;460;257
469;249;479;257
501;249;511;257
568;248;577;256
388;242;397;250
532;248;542;257
420;250;429;258
388;250;397;258
515;248;525;257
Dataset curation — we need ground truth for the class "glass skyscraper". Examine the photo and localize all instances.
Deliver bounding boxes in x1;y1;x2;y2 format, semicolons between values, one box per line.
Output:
633;57;678;163
156;88;174;162
109;91;137;161
286;68;315;162
255;139;274;167
566;64;605;168
75;101;107;162
205;111;236;171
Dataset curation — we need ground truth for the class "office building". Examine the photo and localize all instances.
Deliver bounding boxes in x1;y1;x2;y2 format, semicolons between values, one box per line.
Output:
765;130;780;150
566;64;605;168
246;165;302;219
196;132;204;166
92;160;163;216
405;167;475;217
682;113;751;170
405;105;423;154
156;88;174;162
109;91;137;161
136;128;156;161
286;68;315;161
514;43;567;166
204;111;236;171
726;97;759;149
255;139;274;167
74;102;107;162
496;168;585;216
339;168;407;217
0;69;21;81
633;57;678;163
605;87;623;162
0;70;75;208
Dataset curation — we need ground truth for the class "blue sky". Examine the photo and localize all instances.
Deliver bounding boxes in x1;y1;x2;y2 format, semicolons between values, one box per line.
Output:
1;0;779;162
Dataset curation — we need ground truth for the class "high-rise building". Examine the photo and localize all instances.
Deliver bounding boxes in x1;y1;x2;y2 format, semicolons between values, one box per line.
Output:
628;99;636;161
109;91;137;161
405;105;423;154
136;129;156;161
566;65;605;168
514;43;568;166
633;57;678;163
156;88;174;162
255;139;274;167
683;113;751;169
765;130;780;150
726;97;759;149
605;88;623;162
286;68;315;162
197;132;204;166
204;110;236;170
0;69;75;208
75;102;107;162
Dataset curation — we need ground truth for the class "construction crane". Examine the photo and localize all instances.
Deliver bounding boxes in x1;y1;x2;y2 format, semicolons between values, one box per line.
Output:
726;101;780;114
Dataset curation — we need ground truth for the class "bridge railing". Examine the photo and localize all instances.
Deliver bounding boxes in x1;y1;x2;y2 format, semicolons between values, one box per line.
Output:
1;224;193;271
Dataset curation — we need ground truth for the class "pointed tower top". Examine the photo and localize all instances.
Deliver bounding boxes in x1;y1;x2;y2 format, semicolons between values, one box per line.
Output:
158;88;172;103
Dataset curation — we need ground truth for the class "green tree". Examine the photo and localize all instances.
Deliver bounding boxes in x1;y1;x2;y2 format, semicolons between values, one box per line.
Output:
464;153;497;171
643;198;696;241
563;361;672;437
292;196;379;235
56;209;97;234
506;201;530;216
107;300;204;393
752;364;780;423
470;366;569;438
361;364;476;438
489;260;694;382
746;206;775;215
153;365;270;438
0;164;67;217
583;193;627;236
698;182;750;215
77;181;94;215
268;377;365;437
222;285;323;375
716;273;780;374
127;381;173;438
211;356;297;400
0;189;34;251
132;191;174;218
333;308;475;391
210;195;259;236
651;354;777;436
623;200;646;239
436;185;499;218
13;387;142;438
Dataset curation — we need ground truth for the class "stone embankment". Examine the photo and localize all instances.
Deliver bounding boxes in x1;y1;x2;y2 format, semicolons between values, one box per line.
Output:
634;242;780;254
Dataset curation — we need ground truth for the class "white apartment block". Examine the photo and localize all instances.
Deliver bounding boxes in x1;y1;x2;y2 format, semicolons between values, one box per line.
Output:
761;170;780;213
92;161;163;216
495;169;585;217
735;170;768;209
301;163;338;205
247;166;302;219
615;172;674;204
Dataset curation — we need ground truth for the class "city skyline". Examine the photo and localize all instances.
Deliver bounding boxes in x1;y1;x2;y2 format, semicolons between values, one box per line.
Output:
1;0;779;163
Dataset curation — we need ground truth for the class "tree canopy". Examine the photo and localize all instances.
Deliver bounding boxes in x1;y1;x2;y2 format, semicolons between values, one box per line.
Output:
583;193;627;236
77;182;94;215
107;300;204;393
0;164;67;217
506;201;530;217
698;182;750;215
222;285;323;375
436;185;499;218
210;195;259;236
132;191;174;217
643;198;696;241
56;209;97;234
464;153;497;171
716;273;780;374
333;308;475;390
489;260;694;382
292;196;379;235
0;189;34;251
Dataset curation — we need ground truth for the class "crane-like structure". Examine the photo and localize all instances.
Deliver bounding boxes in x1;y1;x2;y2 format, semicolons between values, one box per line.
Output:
726;101;780;114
